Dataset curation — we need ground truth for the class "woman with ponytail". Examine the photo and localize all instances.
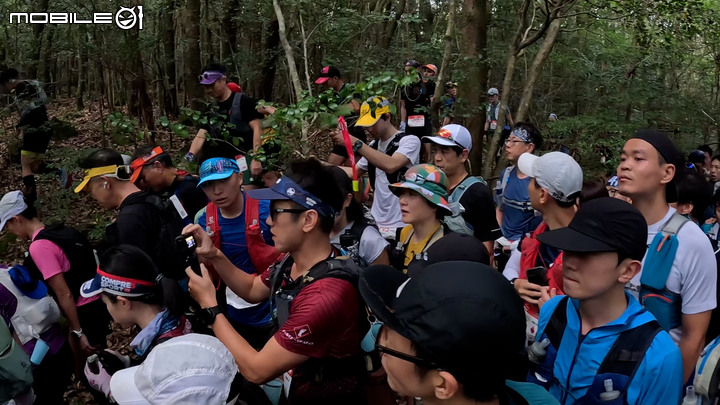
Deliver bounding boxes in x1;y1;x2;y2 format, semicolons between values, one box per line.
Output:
78;245;192;399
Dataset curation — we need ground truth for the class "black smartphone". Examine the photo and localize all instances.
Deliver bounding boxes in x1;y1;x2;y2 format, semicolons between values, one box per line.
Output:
526;266;548;286
175;233;201;275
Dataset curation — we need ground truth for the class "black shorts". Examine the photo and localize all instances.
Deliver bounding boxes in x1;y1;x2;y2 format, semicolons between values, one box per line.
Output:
21;126;53;154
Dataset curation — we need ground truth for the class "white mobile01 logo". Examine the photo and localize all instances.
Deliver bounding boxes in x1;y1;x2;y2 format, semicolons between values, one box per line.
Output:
9;6;143;30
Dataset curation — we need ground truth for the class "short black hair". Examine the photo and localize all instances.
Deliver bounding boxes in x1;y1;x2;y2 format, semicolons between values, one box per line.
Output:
712;154;720;163
132;145;174;168
676;170;712;221
698;144;713;156
579;179;609;206
285;158;345;234
80;148;130;180
514;121;543;150
201;62;226;75
327;165;365;224
19;201;38;220
0;68;19;84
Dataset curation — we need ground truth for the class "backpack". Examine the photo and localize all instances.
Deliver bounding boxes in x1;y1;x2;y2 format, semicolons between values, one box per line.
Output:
24;225;97;302
528;297;662;404
695;334;720;401
206;196;284;274
639;212;689;331
334;221;378;269
0;320;33;403
445;176;487;235
0;269;61;346
123;194;190;280
389;224;449;274
367;132;416;190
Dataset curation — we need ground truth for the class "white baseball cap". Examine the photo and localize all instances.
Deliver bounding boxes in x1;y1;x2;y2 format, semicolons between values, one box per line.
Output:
110;334;238;405
0;191;28;231
422;124;473;151
518;152;583;203
488;88;499;96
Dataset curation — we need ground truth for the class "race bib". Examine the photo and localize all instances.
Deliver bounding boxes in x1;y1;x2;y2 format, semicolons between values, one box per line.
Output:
408;115;425;128
490;120;498;130
169;194;188;220
235;154;249;172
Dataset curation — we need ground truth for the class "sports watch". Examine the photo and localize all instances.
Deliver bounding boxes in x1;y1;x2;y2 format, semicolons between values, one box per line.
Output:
71;329;84;339
353;140;364;153
200;306;223;325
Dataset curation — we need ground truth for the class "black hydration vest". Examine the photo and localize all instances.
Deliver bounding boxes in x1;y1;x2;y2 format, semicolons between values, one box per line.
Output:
367;132;417;189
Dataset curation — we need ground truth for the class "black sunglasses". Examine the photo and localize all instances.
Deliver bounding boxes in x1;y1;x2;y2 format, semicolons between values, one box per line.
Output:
270;208;307;221
374;326;440;369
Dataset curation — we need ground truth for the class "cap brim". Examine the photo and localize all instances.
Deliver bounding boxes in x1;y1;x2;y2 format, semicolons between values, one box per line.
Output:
315;77;329;84
359;265;410;332
25;282;48;300
388;183;451;213
517;153;538;178
80;276;103;299
246;187;291;201
421;136;459;148
536;227;617;253
110;366;149;405
199;78;218;85
0;218;7;232
355;112;381;127
197;172;234;187
74;176;91;193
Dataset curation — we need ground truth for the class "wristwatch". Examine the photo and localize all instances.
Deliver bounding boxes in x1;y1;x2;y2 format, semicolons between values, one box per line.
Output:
71;329;84;339
200;306;223;325
353;140;364;153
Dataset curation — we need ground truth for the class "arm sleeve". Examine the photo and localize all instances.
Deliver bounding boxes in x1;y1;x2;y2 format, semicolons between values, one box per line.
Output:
274;279;358;358
360;227;390;264
460;183;501;242
29;240;69;280
395;136;421;166
502;247;522;281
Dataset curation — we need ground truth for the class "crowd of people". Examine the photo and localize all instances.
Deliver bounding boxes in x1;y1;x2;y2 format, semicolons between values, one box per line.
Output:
2;60;720;405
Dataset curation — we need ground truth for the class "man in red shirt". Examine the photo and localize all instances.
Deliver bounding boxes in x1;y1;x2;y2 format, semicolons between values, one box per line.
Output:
184;158;367;405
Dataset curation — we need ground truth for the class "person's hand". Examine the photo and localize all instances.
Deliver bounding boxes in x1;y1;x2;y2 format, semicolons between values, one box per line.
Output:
250;159;263;176
330;129;344;145
538;287;557;309
77;334;96;357
399;121;407;132
84;357;113;397
184;152;195;163
257;105;276;115
705;217;717;225
513;278;544;305
182;224;219;259
186;264;219;309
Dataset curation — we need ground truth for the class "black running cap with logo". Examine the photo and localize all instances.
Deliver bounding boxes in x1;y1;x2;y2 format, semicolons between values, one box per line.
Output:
537;197;648;260
359;261;525;374
631;129;684;203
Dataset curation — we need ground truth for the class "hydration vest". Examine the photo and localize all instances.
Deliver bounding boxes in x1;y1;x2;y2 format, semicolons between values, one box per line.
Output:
0;270;61;346
528;297;662;405
494;166;534;213
367;132;416;189
445;176;487;235
389;224;448;274
639;212;689;331
519;222;564;319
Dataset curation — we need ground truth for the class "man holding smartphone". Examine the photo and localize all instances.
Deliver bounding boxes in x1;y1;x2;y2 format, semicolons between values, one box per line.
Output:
502;152;583;343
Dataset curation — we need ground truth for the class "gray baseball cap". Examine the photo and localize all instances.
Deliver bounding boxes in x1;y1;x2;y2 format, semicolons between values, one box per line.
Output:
0;191;27;231
518;152;583;203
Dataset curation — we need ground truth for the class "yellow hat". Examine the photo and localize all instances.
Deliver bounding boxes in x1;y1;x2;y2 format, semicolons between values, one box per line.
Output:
356;96;391;127
74;165;119;193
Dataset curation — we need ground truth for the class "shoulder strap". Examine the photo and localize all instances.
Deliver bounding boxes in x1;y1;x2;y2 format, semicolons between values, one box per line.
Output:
349;220;370;240
662;212;690;236
451;176;482;203
230;92;243;123
501;166;514;191
206;202;222;249
597;321;662;384
545;296;569;349
245;196;260;229
640;212;690;290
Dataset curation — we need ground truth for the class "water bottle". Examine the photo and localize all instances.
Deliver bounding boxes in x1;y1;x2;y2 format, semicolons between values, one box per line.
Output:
599;379;620;401
682;386;699;405
528;338;550;364
87;354;100;374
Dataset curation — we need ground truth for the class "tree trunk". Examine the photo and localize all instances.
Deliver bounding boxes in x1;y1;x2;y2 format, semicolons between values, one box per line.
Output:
273;0;303;103
431;0;457;111
461;0;489;175
185;0;204;107
514;18;562;123
76;29;87;110
259;14;280;101
380;0;406;50
27;0;49;78
161;0;178;117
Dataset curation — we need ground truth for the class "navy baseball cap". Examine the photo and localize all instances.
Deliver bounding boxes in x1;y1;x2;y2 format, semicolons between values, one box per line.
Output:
198;158;240;186
247;176;336;218
9;265;48;299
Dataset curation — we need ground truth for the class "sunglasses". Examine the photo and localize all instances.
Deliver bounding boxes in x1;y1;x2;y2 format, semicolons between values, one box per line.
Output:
269;208;307;221
374;325;440;369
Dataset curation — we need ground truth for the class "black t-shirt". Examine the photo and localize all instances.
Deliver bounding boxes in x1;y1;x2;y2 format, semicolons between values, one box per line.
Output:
165;175;207;221
401;80;436;119
450;177;502;242
201;92;264;159
107;191;162;256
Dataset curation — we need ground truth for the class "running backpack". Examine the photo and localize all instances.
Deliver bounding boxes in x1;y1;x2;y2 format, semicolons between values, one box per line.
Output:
695;334;720;402
445;176;487;235
528;297;662;404
639;212;689;331
367;132;416;189
0;321;33;403
24;225;97;302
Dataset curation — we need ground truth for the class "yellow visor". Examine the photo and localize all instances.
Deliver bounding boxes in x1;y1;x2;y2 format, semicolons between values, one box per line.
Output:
74;165;119;193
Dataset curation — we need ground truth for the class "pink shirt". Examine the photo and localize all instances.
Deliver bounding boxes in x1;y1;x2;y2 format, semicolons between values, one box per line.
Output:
29;228;98;306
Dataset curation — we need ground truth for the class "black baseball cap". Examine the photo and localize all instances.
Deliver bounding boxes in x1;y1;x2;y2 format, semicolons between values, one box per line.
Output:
537;197;648;260
630;129;684;203
406;232;489;276
315;66;341;84
359;261;525;376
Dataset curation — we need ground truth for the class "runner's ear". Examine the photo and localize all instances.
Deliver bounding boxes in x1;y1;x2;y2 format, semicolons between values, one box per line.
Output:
434;371;461;400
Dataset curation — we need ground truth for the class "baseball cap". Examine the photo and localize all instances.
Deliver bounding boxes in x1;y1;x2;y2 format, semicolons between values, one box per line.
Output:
0;191;27;231
359;261;525;376
315;66;341;84
355;96;391;127
422;124;472;151
389;164;451;214
422;64;438;74
537;197;648;260
9;265;48;299
688;150;706;164
129;146;165;183
110;334;237;405
630;129;684;203
488;87;499;96
80;268;156;298
247;175;336;218
197;158;240;186
517;151;583;203
406;233;490;276
405;60;421;68
198;70;224;85
74;165;131;193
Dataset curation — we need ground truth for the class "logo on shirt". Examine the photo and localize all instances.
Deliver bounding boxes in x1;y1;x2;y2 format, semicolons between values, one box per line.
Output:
281;324;314;346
